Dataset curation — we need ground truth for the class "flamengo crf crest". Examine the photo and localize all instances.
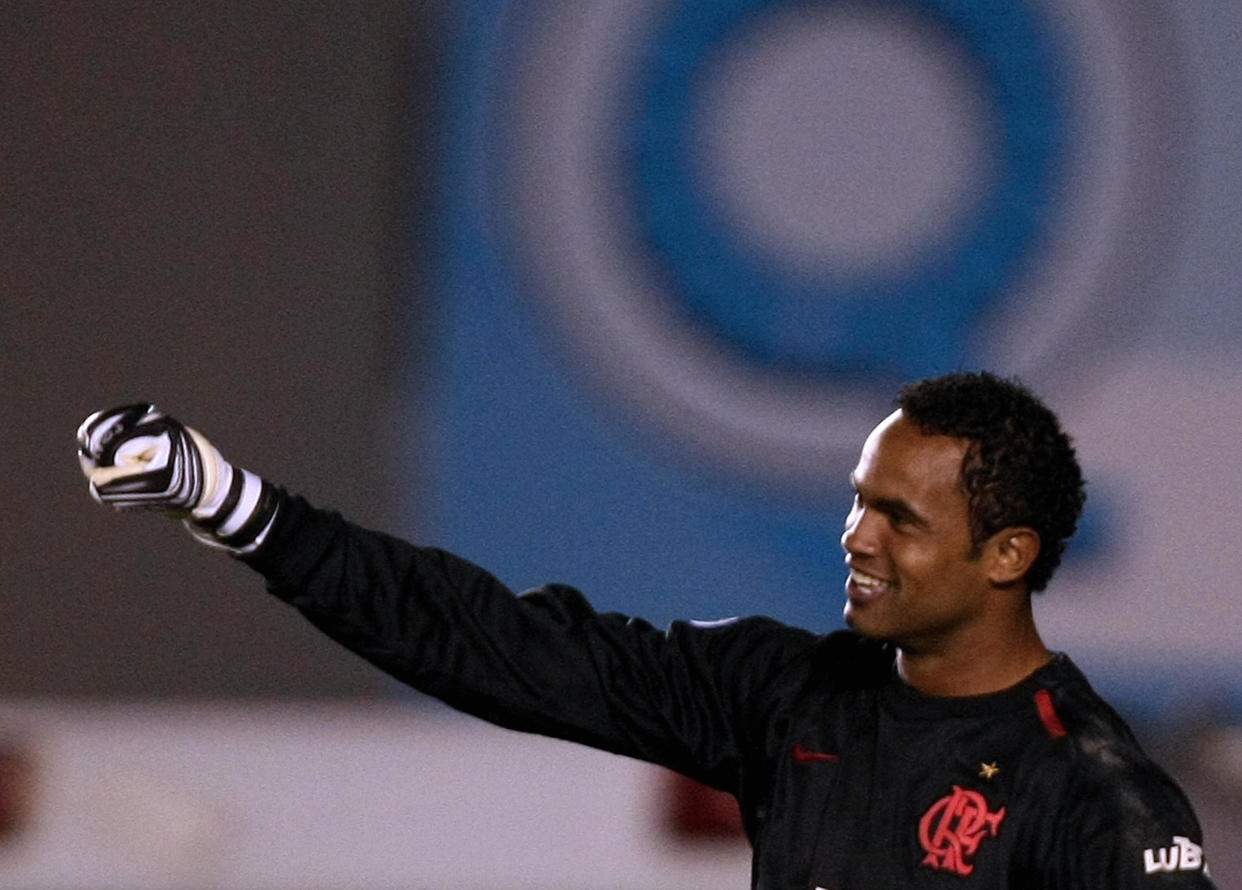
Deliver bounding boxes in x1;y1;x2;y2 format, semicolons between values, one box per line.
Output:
918;785;1007;876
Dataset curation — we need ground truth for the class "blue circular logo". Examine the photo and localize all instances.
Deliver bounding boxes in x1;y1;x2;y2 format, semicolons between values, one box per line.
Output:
628;0;1068;380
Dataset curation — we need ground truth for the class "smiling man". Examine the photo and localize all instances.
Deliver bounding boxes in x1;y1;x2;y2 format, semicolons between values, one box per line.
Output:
843;376;1076;699
77;372;1215;888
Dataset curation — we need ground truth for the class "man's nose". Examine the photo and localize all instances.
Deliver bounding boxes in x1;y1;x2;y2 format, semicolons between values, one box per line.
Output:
840;505;879;556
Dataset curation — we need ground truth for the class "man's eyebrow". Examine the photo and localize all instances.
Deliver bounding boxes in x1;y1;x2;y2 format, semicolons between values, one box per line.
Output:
849;475;930;528
873;497;929;528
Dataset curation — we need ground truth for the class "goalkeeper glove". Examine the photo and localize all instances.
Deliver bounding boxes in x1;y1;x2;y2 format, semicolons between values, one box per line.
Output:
77;404;278;554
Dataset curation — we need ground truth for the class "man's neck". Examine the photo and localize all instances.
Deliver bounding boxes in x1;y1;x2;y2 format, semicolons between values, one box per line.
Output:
894;619;1052;698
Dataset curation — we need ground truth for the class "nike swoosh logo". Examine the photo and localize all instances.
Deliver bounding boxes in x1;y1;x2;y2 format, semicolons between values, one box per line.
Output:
792;742;840;764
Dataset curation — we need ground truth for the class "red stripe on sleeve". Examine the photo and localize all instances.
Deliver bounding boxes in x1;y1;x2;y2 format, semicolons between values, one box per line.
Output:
1034;688;1068;738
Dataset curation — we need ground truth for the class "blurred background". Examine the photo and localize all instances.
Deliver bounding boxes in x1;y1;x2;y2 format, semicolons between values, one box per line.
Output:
3;1;1240;887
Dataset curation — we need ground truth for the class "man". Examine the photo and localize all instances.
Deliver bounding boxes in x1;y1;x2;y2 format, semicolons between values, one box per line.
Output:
77;372;1215;887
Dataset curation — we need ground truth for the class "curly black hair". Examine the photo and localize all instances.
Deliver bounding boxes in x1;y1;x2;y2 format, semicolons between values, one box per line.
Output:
895;371;1085;592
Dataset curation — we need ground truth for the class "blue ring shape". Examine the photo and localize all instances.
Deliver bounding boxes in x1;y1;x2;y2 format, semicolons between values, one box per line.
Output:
628;0;1069;381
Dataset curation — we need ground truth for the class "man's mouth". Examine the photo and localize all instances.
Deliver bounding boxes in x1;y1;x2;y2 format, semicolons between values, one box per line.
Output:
847;567;896;600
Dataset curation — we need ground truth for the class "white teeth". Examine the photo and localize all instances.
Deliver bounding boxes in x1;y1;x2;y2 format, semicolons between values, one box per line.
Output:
850;569;890;591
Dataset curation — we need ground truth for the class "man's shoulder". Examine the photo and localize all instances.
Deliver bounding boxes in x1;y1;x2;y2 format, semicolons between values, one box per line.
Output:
1040;656;1148;762
810;629;897;687
1038;657;1202;826
815;628;894;659
671;621;894;695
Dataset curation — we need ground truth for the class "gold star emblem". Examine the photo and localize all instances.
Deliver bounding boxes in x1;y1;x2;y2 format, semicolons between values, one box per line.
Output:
979;762;1000;780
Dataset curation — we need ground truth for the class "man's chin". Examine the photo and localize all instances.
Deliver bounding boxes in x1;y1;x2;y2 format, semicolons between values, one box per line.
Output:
843;602;893;642
843;602;868;634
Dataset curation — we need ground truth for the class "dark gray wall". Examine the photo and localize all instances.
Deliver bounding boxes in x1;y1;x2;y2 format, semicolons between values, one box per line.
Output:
2;3;439;696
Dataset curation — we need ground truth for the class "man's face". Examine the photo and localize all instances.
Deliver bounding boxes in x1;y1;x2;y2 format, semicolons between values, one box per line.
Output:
840;410;993;652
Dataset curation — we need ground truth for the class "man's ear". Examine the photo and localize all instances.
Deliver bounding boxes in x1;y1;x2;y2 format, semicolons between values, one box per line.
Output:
986;527;1041;587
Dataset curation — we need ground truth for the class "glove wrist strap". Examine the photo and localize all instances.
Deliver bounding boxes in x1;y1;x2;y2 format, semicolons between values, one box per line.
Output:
186;468;280;555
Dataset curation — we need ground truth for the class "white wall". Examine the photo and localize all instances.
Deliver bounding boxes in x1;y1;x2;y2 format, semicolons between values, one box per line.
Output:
0;702;751;890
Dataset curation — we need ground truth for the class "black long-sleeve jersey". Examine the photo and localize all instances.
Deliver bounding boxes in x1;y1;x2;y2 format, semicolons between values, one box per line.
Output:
244;492;1215;889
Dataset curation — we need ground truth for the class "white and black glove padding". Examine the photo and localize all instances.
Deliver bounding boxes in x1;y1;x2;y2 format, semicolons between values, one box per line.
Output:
77;404;279;555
